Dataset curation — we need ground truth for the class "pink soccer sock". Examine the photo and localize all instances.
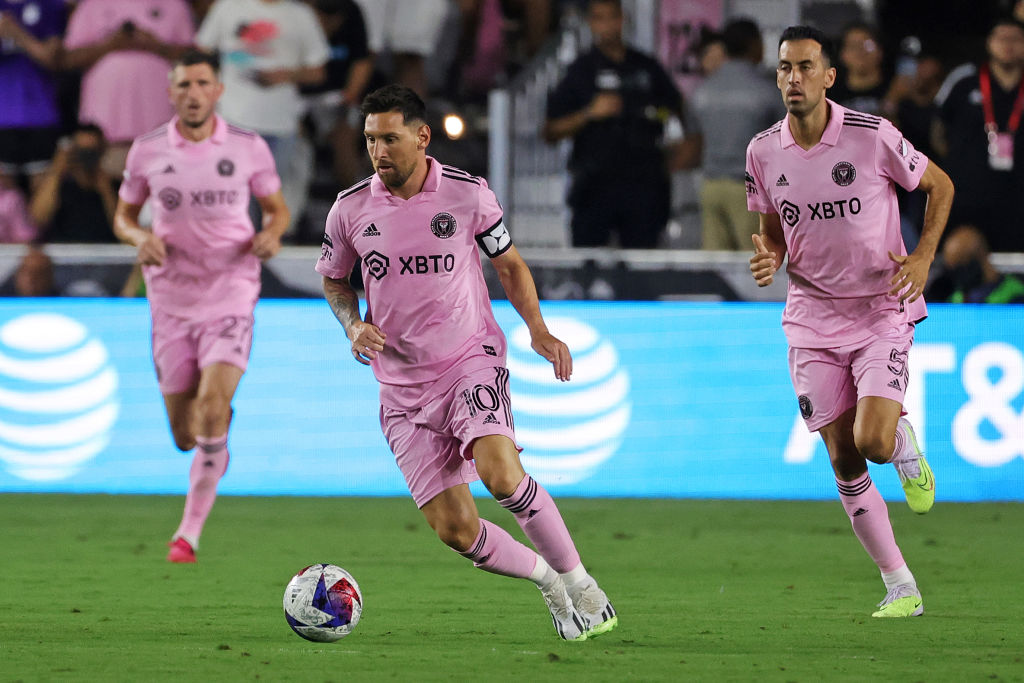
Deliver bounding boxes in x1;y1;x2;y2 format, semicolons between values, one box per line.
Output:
836;472;906;573
173;434;230;548
458;518;541;579
498;475;581;573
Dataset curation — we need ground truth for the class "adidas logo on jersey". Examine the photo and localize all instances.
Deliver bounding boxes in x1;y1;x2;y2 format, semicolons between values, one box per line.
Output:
362;223;380;237
888;378;902;390
161;164;176;174
776;174;789;187
482;413;500;425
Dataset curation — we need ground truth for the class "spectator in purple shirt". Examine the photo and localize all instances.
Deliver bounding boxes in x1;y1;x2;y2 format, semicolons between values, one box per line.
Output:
0;0;66;191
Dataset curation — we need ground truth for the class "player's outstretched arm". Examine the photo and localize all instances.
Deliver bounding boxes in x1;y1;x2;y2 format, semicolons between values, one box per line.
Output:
750;212;786;287
251;190;290;261
113;199;165;266
490;246;572;381
888;160;954;302
322;275;385;366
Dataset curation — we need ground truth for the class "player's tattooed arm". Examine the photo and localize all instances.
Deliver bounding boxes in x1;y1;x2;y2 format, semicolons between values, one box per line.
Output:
322;275;385;365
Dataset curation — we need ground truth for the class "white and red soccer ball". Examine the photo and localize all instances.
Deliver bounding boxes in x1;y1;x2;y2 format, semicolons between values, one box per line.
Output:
283;563;362;642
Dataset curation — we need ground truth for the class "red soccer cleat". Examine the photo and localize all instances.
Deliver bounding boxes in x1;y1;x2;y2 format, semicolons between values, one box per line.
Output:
167;537;196;563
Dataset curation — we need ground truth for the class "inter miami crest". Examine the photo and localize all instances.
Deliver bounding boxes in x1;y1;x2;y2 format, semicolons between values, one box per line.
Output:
158;187;182;211
798;394;813;419
217;158;235;176
831;161;856;186
430;212;457;239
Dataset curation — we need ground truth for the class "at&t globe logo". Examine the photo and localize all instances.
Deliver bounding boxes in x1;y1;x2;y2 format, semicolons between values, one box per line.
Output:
0;314;119;481
507;317;630;485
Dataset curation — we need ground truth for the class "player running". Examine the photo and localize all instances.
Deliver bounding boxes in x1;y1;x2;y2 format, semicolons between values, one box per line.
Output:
114;50;289;564
746;26;954;617
316;84;617;641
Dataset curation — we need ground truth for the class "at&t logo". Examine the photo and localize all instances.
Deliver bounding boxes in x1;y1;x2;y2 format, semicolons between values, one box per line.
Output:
506;318;630;485
0;314;119;481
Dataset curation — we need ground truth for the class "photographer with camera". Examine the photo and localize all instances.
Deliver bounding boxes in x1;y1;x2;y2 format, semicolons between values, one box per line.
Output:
28;123;117;243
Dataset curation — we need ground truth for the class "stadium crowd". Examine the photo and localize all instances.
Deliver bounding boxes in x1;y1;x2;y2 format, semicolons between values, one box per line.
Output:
1;0;1023;302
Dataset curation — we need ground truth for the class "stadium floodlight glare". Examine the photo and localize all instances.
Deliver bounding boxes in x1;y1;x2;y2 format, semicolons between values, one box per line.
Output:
443;113;465;139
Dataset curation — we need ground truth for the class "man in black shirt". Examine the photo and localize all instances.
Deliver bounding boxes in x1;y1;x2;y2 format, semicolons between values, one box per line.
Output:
28;122;117;243
302;0;374;189
829;22;894;117
936;17;1024;252
544;0;694;248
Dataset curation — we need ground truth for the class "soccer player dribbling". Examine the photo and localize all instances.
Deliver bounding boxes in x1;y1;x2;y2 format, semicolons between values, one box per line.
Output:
316;84;617;641
114;50;290;564
746;26;954;617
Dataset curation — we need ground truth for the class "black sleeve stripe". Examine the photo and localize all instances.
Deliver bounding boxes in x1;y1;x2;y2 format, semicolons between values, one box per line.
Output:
442;172;481;185
137;125;168;142
227;125;256;138
843;112;882;123
336;178;372;201
755;123;782;140
442;164;475;177
842;122;880;130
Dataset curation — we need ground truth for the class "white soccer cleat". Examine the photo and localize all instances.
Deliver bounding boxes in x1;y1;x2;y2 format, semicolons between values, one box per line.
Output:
567;579;618;637
539;576;588;641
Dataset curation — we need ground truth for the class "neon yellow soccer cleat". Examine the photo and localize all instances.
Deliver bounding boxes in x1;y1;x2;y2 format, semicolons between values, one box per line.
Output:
872;584;924;618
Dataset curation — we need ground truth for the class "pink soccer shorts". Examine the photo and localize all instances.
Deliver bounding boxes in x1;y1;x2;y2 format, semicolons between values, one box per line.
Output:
788;323;914;432
150;309;254;395
380;365;521;508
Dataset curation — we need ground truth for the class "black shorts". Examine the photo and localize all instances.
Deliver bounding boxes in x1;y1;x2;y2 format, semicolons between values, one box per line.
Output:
568;171;670;248
0;126;60;175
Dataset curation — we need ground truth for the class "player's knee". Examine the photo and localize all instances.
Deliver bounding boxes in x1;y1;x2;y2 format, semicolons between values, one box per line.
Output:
172;431;196;452
481;472;522;500
854;429;893;464
430;515;478;552
192;393;232;433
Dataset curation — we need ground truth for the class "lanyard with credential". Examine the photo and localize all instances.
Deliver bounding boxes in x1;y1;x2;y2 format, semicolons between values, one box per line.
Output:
979;63;1024;170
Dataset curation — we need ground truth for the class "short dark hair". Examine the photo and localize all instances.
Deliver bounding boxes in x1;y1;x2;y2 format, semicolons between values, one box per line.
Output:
840;21;881;46
587;0;622;12
991;15;1024;36
360;84;427;125
73;121;106;145
722;18;762;58
173;48;220;74
778;25;835;67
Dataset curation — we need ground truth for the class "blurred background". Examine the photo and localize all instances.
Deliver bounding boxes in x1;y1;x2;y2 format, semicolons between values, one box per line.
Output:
2;0;1023;300
0;0;1021;500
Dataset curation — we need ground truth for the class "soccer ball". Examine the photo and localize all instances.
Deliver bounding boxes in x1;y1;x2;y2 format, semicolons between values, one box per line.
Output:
283;563;363;642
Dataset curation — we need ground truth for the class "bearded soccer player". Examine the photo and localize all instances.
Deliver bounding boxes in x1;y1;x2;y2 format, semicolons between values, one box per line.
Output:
746;26;954;617
316;84;617;641
114;50;289;563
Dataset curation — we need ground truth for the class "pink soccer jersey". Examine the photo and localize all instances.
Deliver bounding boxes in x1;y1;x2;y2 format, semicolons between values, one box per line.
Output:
119;115;281;320
316;157;514;409
745;100;929;348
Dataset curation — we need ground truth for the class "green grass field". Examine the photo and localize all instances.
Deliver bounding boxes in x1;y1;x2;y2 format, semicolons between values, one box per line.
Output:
1;494;1022;682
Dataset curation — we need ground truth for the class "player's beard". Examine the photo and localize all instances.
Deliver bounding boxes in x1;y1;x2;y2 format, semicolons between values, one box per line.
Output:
182;105;212;129
377;161;414;189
